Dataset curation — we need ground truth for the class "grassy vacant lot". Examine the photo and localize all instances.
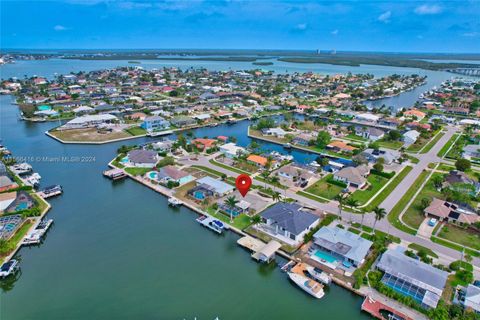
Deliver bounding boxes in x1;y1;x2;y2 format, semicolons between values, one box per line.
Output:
209;159;250;174
350;173;389;205
431;236;480;257
49;128;130;142
438;224;480;251
388;170;430;235
445;135;469;160
377;138;403;150
296;190;328;203
402;173;444;230
407;243;438;258
437;133;459;157
0;220;34;263
418;131;445;154
125;126;147;136
364;166;413;211
305;174;343;200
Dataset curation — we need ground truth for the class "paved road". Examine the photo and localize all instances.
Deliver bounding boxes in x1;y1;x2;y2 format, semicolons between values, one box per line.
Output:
179;129;480;271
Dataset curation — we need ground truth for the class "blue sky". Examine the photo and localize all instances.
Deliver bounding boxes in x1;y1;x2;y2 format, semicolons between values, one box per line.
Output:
1;0;479;53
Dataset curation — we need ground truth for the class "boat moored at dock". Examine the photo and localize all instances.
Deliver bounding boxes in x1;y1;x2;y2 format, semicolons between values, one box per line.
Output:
10;162;32;175
0;259;19;279
103;168;127;180
287;272;325;299
22;219;54;245
196;215;227;234
306;266;331;285
38;185;63;199
168;197;182;207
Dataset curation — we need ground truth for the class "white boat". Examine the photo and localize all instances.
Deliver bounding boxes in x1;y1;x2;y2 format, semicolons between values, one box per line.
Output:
10;162;32;175
196;215;226;234
288;272;325;299
25;173;41;186
306;266;331;285
0;259;19;278
22;219;53;245
168;197;182;207
309;161;320;167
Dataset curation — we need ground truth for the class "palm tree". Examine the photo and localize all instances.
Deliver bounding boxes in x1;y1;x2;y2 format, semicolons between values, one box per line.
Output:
225;196;239;222
334;194;345;221
269;175;280;191
260;171;270;189
345;198;359;224
272;191;281;202
372;206;386;233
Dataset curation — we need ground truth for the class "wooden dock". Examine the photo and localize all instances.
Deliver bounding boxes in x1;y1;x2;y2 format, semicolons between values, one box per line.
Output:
361;296;413;320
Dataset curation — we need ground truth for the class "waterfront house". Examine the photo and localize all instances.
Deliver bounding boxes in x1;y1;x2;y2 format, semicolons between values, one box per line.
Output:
311;226;373;267
292;133;314;146
0;192;17;213
403;130;420;146
463;144;480;160
361;148;400;165
141;116;170;132
355;113;380;123
219;143;246;158
125;149;159;168
423;198;480;225
379;117;401;128
261;127;287;139
0;175;18;193
333;165;369;189
157;165;194;185
188;176;234;200
376;248;448;309
247;154;270;168
63;114;118;129
277;164;314;186
355;127;385;141
259;202;320;245
191;138;217;152
326;140;357;154
72;106;94;115
403;109;426;120
218;198;251;217
406;122;431;131
151;139;174;153
170;116;196;127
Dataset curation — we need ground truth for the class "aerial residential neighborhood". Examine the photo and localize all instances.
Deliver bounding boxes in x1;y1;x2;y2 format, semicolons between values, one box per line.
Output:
1;1;480;319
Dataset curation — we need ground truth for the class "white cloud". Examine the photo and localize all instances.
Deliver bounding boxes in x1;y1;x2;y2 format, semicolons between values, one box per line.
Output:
463;32;480;37
295;23;308;31
377;11;391;23
331;29;339;36
53;25;67;31
414;4;442;15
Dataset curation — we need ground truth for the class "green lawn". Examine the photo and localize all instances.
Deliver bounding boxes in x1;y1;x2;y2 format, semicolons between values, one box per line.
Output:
209;159;250;175
445;135;469;160
364;166;413;211
304;174;343;200
125;167;151;176
377;139;403;150
296;190;328;203
418;131;445;154
437;133;459;157
431;236;480;257
350;173;389;205
402;173;444;230
206;208;253;230
0;220;34;263
407;243;439;258
438;224;480;251
345;134;367;142
191;165;224;177
125;126;147;136
388;170;430;235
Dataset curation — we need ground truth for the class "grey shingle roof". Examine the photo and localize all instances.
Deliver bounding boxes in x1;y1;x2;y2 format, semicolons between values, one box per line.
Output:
261;202;319;236
127;149;158;164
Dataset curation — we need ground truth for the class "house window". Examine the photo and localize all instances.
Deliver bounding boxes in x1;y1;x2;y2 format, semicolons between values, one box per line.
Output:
289;233;296;240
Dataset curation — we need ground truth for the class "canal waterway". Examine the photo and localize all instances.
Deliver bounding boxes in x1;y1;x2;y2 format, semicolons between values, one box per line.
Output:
0;57;471;319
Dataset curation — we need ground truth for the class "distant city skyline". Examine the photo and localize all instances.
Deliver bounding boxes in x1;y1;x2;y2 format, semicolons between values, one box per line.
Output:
1;0;480;53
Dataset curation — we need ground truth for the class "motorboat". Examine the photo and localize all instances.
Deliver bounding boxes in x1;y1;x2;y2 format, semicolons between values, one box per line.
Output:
0;259;19;279
288;272;325;299
168;197;182;207
306;266;331;285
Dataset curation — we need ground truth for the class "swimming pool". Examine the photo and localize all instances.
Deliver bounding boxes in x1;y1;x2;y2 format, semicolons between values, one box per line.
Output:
16;202;28;211
193;191;205;200
120;157;129;163
148;171;158;180
313;250;338;264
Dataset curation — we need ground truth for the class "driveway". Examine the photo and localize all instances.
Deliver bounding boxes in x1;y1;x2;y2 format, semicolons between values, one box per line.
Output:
417;217;435;239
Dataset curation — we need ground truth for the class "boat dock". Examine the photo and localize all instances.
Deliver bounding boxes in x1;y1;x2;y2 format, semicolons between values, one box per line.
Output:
196;215;227;234
237;236;281;263
37;185;62;199
22;219;54;245
361;296;413;320
103;168;127;180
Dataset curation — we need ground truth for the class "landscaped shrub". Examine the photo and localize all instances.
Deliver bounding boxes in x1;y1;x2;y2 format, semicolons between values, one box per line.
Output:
326;177;348;188
370;169;395;179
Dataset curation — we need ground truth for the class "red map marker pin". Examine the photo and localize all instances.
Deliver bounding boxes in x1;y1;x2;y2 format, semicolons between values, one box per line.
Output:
235;174;252;197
